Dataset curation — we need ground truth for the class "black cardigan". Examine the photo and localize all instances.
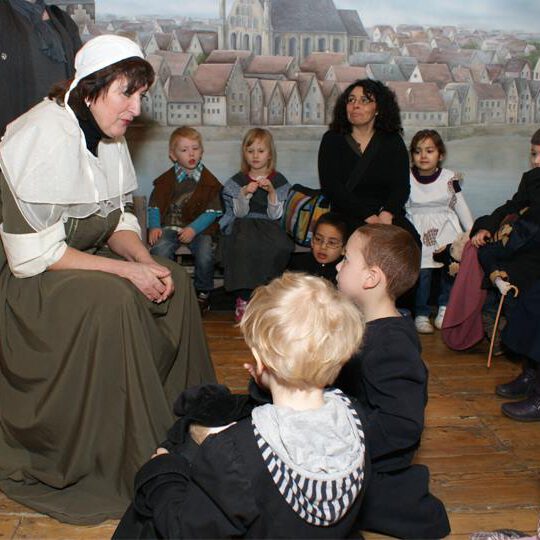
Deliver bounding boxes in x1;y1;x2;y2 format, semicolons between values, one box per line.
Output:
318;130;410;228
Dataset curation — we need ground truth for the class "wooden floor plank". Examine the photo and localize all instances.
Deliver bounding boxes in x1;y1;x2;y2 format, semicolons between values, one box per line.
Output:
1;314;539;539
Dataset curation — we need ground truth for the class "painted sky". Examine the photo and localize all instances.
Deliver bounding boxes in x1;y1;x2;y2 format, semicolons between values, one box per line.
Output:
96;0;540;33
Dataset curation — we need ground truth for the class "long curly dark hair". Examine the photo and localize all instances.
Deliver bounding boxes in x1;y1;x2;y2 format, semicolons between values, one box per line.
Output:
329;79;403;135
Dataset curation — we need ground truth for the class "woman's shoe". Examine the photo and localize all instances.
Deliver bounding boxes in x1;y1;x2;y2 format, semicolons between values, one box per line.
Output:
415;315;434;334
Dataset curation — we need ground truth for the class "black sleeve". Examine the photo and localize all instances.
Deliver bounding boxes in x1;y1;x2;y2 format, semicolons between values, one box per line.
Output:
361;341;426;462
381;134;411;216
318;131;372;217
471;173;530;236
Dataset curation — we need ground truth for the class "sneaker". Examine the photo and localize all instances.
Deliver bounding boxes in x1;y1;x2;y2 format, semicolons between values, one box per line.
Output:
434;306;447;330
234;297;248;323
415;315;434;334
496;368;537;399
501;394;540;422
197;291;210;315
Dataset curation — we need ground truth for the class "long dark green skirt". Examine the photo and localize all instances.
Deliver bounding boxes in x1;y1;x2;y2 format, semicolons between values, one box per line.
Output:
0;256;215;524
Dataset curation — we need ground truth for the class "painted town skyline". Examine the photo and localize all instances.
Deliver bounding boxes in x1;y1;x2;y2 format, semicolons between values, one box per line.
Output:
93;1;540;34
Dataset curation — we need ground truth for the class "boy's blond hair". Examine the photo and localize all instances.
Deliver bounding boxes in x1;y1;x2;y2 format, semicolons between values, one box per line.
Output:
169;126;203;153
240;272;364;388
240;128;276;174
354;224;420;300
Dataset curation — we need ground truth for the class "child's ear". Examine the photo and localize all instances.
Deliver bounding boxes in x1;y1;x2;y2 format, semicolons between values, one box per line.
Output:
169;152;176;163
363;266;382;290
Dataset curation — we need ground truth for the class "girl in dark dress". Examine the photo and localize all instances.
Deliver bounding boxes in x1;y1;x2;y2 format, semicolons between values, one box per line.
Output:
220;128;293;322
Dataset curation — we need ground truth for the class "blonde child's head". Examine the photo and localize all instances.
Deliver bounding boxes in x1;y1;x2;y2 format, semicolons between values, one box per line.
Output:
410;129;446;176
240;128;276;175
338;224;420;303
240;272;364;388
169;126;203;170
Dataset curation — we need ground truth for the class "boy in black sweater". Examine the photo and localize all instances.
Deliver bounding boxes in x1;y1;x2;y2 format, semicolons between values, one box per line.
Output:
335;224;450;539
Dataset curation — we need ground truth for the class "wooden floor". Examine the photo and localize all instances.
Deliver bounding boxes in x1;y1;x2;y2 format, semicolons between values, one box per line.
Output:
1;311;539;539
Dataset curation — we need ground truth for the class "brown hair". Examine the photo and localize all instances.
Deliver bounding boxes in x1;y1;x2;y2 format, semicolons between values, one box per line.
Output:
240;128;276;174
48;57;154;121
169;126;203;153
355;224;420;300
531;129;540;146
409;129;446;159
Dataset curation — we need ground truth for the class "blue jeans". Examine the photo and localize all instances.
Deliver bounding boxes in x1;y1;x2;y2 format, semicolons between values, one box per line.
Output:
415;268;452;317
150;228;215;292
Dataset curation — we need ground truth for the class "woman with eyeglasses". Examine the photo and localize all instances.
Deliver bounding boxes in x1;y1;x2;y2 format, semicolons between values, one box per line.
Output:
317;79;419;244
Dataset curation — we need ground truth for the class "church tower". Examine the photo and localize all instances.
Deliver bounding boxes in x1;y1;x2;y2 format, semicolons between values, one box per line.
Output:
217;0;228;49
262;0;271;55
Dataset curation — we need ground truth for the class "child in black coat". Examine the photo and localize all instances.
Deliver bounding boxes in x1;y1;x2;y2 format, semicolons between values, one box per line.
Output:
334;224;451;539
114;272;368;539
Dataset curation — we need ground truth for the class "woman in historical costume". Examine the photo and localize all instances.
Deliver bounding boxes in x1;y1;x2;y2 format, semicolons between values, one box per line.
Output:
0;35;215;524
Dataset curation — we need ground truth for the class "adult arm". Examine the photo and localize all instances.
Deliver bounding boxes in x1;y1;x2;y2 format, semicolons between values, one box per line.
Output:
0;179;173;301
379;134;411;217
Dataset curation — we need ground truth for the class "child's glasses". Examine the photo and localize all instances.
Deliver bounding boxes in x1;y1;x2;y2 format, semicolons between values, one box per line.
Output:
312;235;343;249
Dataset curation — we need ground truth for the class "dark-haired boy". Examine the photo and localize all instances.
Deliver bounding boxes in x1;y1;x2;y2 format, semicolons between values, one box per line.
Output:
335;224;450;539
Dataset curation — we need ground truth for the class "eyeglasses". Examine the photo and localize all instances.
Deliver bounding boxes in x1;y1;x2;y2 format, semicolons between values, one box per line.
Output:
347;95;374;106
312;235;343;249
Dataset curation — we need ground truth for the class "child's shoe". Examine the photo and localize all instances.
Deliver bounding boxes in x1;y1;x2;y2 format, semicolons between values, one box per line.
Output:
415;315;434;334
197;291;210;315
434;306;447;330
234;297;248;323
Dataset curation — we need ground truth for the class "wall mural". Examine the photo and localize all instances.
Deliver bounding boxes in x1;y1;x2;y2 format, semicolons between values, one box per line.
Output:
52;0;540;215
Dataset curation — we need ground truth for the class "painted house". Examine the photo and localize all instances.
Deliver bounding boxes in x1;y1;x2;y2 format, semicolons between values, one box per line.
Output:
472;83;506;124
529;81;540;122
296;72;325;124
193;62;250;125
504;58;532;80
444;82;477;124
441;88;462;126
260;79;285;125
534;58;540;81
165;76;203;126
319;80;340;123
325;65;367;83
245;55;298;80
387;81;448;126
206;50;254;70
502;79;519;124
515;78;533;124
155;51;198;77
246;78;265;125
278;80;302;125
300;52;347;80
409;63;453;88
366;63;405;82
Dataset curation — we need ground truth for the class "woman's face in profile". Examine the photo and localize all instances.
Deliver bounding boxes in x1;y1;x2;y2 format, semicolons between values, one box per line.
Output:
346;86;378;130
89;76;147;138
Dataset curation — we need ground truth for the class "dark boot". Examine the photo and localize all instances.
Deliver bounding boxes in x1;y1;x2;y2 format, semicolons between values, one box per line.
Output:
501;393;540;422
495;364;536;399
501;363;540;421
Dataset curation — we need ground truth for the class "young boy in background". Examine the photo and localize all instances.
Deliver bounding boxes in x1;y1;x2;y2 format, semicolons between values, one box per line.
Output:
335;224;450;539
148;126;222;313
288;212;348;284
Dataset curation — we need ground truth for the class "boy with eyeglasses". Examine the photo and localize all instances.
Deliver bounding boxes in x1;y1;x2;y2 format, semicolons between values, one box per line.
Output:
288;212;348;284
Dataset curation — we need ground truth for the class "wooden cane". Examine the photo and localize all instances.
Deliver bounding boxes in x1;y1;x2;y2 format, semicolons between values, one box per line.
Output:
487;284;519;368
